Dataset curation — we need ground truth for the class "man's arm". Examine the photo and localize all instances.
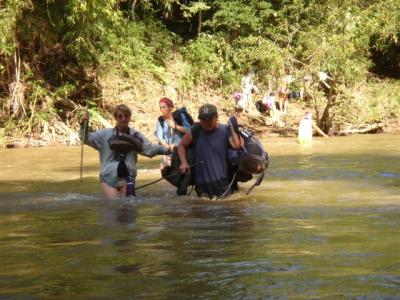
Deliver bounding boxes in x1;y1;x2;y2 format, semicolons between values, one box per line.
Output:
138;131;170;157
227;119;243;150
79;112;104;150
166;119;188;135
177;131;193;173
313;122;329;138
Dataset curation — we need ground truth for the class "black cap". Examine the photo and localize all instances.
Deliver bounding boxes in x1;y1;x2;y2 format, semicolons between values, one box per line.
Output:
198;104;218;120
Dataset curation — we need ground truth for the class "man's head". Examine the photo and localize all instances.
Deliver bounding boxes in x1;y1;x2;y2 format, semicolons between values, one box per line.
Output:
114;104;132;129
304;111;313;120
198;104;218;131
247;69;255;77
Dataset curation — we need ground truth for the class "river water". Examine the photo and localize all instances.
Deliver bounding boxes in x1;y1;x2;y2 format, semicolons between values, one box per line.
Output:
0;134;399;299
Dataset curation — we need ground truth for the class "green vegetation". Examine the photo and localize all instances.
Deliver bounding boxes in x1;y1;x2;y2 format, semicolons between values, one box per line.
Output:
0;0;399;144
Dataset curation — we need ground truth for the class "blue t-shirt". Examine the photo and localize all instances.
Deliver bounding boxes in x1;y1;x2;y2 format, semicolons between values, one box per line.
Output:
194;124;232;198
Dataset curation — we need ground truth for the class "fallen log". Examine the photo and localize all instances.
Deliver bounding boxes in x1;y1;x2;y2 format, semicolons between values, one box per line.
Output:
337;123;383;135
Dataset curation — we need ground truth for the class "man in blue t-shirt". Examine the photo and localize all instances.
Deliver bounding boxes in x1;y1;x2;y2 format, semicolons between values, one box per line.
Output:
177;104;242;199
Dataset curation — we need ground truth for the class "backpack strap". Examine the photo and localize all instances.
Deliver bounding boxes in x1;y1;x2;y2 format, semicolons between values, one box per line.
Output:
158;116;165;128
190;123;201;146
115;126;131;135
158;116;166;141
188;123;200;158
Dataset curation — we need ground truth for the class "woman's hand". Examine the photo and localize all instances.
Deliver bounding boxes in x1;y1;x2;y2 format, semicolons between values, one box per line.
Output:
166;119;176;129
169;144;175;153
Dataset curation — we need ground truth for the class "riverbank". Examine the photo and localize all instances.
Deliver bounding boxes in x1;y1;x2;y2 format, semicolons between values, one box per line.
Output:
1;113;398;149
1;74;399;149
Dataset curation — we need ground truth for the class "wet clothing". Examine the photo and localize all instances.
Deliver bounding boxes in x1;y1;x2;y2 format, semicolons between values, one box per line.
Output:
193;124;233;198
80;126;169;187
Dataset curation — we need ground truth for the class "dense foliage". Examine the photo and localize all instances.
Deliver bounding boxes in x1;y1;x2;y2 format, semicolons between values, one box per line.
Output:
0;0;399;139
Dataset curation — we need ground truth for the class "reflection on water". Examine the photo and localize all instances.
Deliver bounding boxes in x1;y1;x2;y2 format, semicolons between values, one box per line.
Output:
0;134;399;299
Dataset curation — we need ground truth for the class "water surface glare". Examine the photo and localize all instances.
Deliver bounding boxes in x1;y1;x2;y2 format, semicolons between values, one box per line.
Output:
0;134;399;299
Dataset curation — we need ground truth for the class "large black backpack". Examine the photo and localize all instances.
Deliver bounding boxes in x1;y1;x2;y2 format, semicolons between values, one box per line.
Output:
160;123;203;195
238;129;269;175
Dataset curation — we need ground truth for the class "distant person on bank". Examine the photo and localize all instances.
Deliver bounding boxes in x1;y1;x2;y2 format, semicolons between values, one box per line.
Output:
298;111;329;145
240;70;259;112
80;104;170;199
155;97;192;170
177;104;242;199
278;67;294;114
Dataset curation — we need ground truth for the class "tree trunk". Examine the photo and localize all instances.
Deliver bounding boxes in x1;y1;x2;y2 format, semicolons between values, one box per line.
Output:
197;10;202;36
318;101;332;134
318;79;335;134
130;0;138;20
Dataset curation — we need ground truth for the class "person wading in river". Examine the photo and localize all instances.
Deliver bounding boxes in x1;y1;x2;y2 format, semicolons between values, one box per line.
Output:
298;111;329;145
177;104;242;200
80;104;170;199
155;97;192;170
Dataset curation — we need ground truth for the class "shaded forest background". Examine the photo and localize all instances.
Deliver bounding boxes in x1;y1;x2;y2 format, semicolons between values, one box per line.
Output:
0;0;399;145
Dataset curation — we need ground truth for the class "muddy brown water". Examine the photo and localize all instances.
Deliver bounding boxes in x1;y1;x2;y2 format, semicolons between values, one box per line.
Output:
0;134;399;299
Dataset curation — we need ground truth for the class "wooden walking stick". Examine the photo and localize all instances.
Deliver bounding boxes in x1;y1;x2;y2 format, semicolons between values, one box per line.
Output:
80;110;88;182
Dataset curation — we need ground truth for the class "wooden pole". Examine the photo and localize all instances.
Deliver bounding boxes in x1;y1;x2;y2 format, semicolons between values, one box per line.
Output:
80;118;88;182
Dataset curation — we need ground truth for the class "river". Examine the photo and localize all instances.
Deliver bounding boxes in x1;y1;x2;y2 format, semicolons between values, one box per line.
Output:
0;134;399;299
